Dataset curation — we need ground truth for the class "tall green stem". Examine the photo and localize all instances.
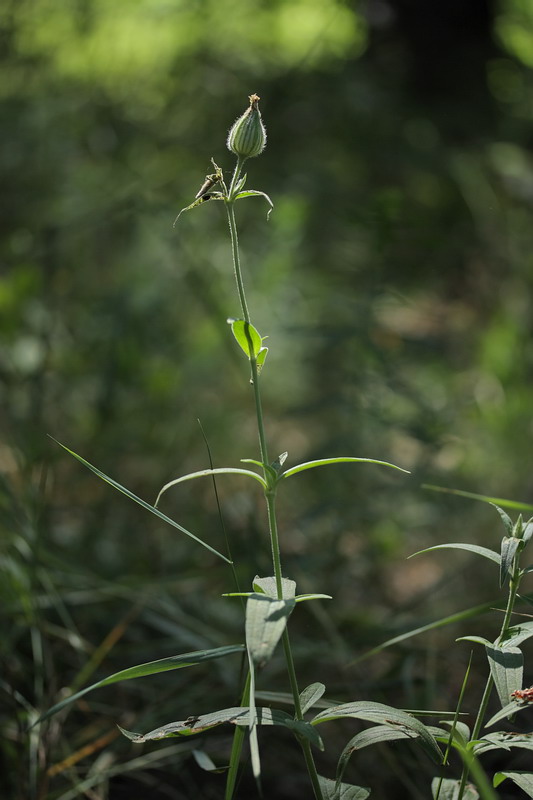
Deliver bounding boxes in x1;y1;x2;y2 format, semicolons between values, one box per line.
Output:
224;169;324;800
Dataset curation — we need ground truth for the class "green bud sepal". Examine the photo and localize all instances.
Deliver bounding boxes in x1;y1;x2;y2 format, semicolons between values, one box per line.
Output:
227;94;267;160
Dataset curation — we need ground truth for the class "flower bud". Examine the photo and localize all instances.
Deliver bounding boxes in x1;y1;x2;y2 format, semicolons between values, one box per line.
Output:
227;94;266;159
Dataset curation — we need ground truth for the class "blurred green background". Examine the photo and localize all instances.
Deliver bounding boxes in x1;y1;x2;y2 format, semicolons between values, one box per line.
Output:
3;0;533;797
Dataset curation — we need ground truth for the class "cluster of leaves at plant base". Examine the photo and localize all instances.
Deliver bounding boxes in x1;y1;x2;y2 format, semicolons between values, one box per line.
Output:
411;501;533;798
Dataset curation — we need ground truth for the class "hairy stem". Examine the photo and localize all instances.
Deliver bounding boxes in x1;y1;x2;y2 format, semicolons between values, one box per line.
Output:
224;180;324;800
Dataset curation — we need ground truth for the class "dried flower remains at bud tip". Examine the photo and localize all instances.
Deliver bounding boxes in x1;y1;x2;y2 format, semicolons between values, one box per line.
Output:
227;94;267;159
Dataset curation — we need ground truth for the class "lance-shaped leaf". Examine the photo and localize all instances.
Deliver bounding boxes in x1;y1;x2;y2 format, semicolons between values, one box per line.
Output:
318;776;370;800
121;705;321;748
256;346;268;373
485;700;533;727
228;318;264;360
49;438;231;563
485;645;523;708
500;536;521;587
300;683;326;715
491;503;514;535
409;543;500;566
311;701;442;763
493;772;533;796
431;778;479;799
253;575;296;599
336;726;416;787
234;189;274;219
279;456;409;481
523;519;533;544
246;593;295;668
155;466;267;507
475;731;533;755
499;620;533;648
37;645;244;724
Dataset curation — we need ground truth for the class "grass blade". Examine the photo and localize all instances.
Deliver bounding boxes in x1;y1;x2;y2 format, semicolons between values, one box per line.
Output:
37;644;244;723
422;484;533;512
50;437;232;563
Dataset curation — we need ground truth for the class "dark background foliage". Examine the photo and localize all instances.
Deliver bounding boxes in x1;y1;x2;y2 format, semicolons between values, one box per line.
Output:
3;1;533;797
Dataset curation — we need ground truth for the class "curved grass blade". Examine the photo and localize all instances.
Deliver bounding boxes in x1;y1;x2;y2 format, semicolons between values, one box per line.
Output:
155;466;267;506
351;600;495;664
422;484;533;512
409;543;500;566
37;645;244;724
280;457;409;481
49;438;232;563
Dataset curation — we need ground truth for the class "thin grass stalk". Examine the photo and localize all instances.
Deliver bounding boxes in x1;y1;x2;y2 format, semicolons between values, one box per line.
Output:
457;556;522;799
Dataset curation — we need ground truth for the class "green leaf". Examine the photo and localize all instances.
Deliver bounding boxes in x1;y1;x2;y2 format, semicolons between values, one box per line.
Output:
295;593;333;603
241;457;278;482
37;645;244;724
252;575;296;599
228;318;263;359
246;593;295;668
409;543;500;565
500;536;521;587
475;731;533;755
456;636;491;647
234;189;274;220
123;706;322;748
499;620;533;648
280;456;409;481
318;776;370;800
493;771;533;796
491;503;514;535
485;645;523;708
431;778;479;799
49;437;232;562
523;520;533;544
235;173;247;193
312;701;442;763
300;683;326;715
422;484;533;512
336;726;415;787
485;699;531;727
155;466;267;506
256;346;268;374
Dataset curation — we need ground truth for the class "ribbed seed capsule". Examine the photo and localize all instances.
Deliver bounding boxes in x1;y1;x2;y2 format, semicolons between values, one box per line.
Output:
227;94;266;159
